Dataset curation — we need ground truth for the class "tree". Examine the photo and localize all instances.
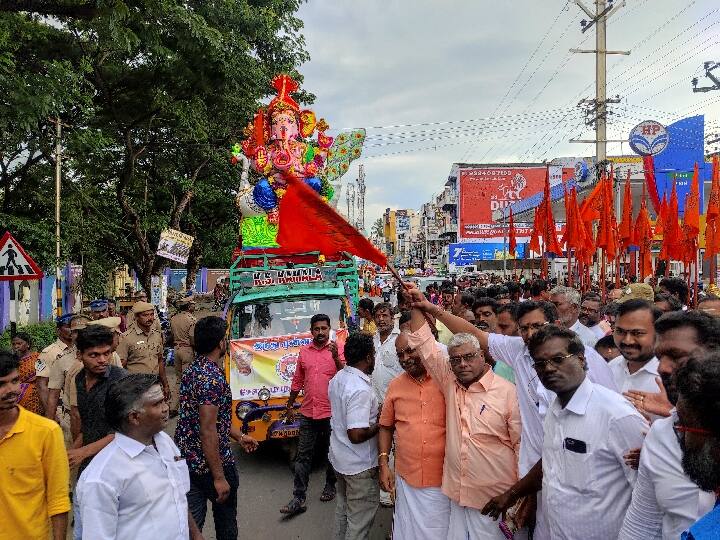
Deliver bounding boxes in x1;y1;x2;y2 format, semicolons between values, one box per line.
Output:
371;217;384;238
1;1;311;295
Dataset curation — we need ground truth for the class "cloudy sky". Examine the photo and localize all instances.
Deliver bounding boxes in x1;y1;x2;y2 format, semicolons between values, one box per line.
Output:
297;0;720;228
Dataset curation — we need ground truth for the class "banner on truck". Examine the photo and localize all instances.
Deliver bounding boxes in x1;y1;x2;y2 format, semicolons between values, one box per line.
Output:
228;329;348;401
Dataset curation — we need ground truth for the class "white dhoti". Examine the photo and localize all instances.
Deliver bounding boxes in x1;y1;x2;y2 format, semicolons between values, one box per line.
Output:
448;499;507;540
393;475;450;540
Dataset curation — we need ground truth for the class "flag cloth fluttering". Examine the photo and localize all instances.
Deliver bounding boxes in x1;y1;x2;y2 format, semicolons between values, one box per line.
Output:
705;156;720;261
680;162;700;265
540;168;563;256
277;175;388;266
618;169;633;253
596;172;618;260
634;194;654;280
660;180;682;262
508;207;517;257
642;154;661;214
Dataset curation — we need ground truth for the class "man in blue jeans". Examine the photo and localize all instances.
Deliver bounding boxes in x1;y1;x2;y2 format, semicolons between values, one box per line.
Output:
174;316;258;539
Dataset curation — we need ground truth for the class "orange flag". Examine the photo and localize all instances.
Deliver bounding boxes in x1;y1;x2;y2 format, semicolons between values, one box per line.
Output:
528;200;543;254
684;162;700;237
508;207;517;257
541;168;563;256
618;169;633;252
655;193;667;236
277;175;387;266
705;156;720;259
662;180;682;261
579;176;605;223
596;175;618;259
634;196;654;279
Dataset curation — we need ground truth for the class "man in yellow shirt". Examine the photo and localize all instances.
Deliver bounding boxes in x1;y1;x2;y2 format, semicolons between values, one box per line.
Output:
0;350;70;540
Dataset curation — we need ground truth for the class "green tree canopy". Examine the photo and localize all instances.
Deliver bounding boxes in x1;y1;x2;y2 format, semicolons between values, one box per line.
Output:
1;0;311;296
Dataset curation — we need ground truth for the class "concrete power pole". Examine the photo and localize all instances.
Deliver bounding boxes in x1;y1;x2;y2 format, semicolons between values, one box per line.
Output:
571;0;627;167
49;117;68;317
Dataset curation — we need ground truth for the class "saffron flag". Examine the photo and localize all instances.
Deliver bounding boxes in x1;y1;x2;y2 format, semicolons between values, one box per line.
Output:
655;194;668;237
618;169;633;252
705;156;720;259
642;154;661;214
579;177;604;223
541;168;563;256
596;175;618;260
508;207;517;257
684;162;700;237
277;176;387;266
634;197;654;279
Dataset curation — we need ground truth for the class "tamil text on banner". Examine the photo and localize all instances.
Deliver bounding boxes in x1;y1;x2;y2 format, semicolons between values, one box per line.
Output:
156;228;194;264
458;166;573;240
228;329;348;401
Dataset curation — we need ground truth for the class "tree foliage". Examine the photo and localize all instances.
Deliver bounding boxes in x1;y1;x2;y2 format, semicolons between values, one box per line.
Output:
0;0;310;295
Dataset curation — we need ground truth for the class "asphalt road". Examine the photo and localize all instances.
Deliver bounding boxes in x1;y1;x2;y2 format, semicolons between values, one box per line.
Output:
196;439;393;540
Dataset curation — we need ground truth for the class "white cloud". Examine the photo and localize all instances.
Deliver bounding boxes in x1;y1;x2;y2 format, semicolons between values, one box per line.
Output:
297;0;720;227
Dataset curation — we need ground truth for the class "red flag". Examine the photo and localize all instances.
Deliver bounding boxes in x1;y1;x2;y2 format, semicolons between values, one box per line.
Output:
705;156;720;259
579;178;604;223
662;180;682;261
684;162;700;237
596;175;618;259
528;200;543;254
508;207;517;257
634;197;654;279
277;176;387;266
541;168;563;256
643;154;661;214
618;169;633;252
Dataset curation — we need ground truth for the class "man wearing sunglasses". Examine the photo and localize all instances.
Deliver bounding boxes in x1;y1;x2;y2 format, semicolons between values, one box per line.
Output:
619;311;720;540
489;325;645;540
675;353;720;539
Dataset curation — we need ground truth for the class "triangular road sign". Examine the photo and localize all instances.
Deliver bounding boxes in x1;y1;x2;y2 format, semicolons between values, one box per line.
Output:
0;231;44;281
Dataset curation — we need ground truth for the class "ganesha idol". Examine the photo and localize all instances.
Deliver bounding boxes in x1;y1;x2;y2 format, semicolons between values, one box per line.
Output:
231;74;365;249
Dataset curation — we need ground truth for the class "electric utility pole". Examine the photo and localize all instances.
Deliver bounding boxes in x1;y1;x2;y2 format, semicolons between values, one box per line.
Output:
48;117;69;317
692;62;720;93
356;164;366;233
571;0;628;167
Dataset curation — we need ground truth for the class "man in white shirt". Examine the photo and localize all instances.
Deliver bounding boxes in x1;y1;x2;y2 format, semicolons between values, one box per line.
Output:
75;373;202;540
609;299;662;399
371;302;403;404
578;293;608;340
329;332;381;539
619;311;720;540
549;286;598;347
410;297;615;540
524;325;647;540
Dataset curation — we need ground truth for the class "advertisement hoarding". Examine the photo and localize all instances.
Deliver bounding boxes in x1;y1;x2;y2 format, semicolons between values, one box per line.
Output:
448;242;527;265
458;166;573;241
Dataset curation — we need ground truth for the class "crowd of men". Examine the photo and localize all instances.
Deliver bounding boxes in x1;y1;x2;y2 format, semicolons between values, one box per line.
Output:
3;273;720;539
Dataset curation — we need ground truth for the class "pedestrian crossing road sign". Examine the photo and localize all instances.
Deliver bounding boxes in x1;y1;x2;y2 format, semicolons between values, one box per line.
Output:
0;231;43;281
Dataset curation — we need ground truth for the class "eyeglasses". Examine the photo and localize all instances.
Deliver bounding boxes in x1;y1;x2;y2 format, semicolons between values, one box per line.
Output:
449;352;479;366
532;353;576;370
519;322;549;334
613;327;649;339
673;422;712;443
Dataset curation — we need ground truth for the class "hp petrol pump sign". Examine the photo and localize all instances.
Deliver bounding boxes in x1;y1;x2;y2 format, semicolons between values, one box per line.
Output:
629;120;669;156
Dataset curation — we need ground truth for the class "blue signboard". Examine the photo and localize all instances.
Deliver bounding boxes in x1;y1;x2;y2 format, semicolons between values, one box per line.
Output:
653;115;708;214
449;243;526;265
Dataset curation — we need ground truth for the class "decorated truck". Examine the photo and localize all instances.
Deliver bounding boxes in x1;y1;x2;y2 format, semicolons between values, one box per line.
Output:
223;74;368;450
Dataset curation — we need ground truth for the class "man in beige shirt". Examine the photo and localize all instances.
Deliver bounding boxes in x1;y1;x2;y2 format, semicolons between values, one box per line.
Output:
36;314;73;412
117;302;169;398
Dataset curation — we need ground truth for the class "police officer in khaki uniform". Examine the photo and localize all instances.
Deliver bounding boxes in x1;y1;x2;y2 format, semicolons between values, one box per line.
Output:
117;301;170;398
125;290;162;334
169;296;196;413
36;313;73;412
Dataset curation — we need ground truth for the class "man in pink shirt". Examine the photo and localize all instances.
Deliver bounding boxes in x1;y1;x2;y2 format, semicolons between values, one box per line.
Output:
406;289;521;540
280;314;344;517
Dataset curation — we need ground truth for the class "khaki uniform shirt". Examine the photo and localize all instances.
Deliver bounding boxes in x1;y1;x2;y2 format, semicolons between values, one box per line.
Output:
48;347;78;391
170;312;196;349
36;339;69;378
117;326;164;374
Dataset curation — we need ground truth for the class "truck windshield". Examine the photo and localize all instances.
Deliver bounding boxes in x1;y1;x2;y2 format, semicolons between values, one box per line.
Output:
235;298;346;338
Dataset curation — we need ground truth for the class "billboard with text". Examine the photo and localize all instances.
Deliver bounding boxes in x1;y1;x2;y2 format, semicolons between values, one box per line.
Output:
458;166;573;241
